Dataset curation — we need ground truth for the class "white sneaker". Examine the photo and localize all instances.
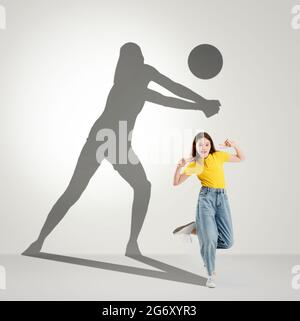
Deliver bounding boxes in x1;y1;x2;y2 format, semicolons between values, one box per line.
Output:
206;273;216;288
173;222;196;243
173;221;196;235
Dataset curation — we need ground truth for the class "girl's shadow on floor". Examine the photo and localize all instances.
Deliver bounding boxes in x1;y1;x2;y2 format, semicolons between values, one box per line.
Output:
22;252;207;287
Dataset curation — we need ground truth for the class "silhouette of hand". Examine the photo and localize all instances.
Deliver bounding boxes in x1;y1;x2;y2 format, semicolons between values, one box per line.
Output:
199;99;221;118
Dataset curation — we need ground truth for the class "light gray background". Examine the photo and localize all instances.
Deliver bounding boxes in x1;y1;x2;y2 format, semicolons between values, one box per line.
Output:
0;0;299;258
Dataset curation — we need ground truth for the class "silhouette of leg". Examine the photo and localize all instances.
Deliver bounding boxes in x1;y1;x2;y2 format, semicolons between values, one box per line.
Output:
111;149;151;257
23;138;102;255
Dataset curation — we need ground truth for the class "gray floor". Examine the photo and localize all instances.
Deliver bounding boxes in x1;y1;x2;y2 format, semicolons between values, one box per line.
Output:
0;253;299;300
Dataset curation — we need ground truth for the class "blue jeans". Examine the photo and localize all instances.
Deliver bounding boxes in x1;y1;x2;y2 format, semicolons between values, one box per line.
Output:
195;186;234;276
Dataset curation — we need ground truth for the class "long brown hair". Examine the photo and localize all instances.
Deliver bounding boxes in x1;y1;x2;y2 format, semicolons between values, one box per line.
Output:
191;132;216;160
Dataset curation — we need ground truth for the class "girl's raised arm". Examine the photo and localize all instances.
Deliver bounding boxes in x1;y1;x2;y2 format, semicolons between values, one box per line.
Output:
220;139;246;162
173;156;193;186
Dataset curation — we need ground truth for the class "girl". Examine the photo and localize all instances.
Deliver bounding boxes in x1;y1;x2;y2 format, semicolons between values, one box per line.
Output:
173;132;245;288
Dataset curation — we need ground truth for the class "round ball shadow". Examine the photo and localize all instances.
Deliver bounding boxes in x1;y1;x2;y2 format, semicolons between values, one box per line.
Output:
188;44;223;79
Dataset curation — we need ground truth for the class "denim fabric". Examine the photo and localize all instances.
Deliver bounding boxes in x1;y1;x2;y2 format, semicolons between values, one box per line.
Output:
195;186;234;276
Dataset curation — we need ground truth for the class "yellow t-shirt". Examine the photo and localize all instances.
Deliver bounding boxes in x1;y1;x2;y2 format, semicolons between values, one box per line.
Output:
182;151;230;188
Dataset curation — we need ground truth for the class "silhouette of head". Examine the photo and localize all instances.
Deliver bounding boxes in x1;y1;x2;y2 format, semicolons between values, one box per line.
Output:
114;42;144;84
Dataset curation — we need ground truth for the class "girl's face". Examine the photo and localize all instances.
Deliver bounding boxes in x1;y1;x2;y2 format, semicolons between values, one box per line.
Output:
196;137;211;158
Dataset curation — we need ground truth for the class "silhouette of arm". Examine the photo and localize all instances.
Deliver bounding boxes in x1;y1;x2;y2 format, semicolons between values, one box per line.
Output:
145;88;201;110
147;65;207;104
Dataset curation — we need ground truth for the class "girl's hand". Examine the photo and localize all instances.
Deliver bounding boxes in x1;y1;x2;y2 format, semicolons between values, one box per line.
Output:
219;139;236;148
177;156;194;168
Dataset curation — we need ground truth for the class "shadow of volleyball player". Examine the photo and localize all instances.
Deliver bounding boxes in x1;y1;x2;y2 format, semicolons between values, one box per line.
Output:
22;42;223;257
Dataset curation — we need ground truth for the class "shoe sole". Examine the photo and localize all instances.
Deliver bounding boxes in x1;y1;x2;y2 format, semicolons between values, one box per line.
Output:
173;221;195;234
